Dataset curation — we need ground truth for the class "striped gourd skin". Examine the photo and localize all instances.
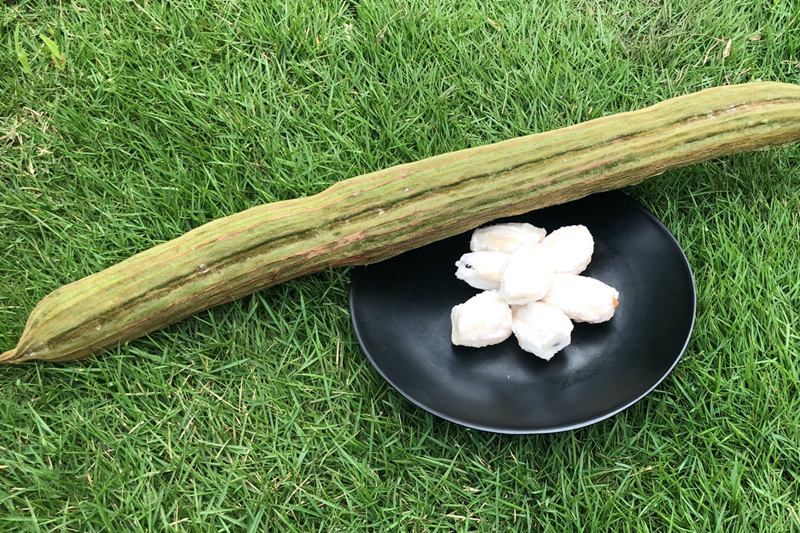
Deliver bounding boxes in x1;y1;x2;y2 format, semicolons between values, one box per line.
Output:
4;82;800;363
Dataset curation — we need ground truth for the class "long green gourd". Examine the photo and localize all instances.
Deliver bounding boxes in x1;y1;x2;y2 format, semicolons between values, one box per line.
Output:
3;82;800;363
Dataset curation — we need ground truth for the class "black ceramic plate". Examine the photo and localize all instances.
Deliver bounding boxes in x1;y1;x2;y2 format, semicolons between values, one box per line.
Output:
349;191;695;434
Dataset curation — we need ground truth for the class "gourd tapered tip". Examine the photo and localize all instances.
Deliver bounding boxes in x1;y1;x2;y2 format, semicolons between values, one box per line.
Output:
0;348;21;364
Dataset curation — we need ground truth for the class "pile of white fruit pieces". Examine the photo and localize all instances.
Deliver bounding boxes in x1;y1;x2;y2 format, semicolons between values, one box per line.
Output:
451;223;620;361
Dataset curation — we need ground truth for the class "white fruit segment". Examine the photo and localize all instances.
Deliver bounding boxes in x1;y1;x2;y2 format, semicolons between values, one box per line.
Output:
470;223;546;253
499;243;555;305
451;291;513;348
542;224;594;274
542;273;619;323
454;251;509;290
512;302;574;360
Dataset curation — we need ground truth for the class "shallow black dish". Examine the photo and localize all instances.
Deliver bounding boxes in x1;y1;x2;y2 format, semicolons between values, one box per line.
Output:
349;191;695;434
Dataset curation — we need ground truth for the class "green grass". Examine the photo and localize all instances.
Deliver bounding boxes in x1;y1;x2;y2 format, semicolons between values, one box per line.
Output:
2;0;799;530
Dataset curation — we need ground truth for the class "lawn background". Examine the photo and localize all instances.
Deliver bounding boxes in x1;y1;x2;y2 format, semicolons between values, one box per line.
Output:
1;0;799;530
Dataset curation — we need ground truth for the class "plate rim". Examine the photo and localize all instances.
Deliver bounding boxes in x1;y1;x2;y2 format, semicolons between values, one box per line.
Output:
349;191;696;434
